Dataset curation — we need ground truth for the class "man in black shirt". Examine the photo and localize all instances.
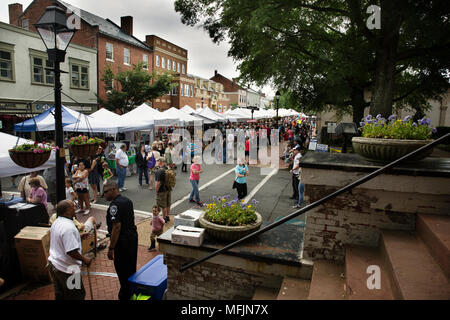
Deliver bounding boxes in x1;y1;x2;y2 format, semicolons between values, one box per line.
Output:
104;181;138;301
155;157;171;223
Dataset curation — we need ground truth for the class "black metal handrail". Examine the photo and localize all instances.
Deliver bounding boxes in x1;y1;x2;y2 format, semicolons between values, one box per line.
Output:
179;133;450;272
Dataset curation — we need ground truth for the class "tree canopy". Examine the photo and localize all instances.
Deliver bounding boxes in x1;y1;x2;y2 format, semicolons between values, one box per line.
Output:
98;62;175;113
174;0;450;122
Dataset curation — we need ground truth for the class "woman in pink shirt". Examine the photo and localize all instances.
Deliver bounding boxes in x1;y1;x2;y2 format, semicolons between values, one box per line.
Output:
27;177;48;211
189;155;203;205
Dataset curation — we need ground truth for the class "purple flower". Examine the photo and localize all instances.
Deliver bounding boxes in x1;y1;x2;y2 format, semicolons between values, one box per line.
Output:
376;114;382;119
432;128;437;134
412;122;417;127
359;122;365;127
388;115;396;121
212;196;217;201
419;118;427;125
403;115;411;122
425;118;431;125
364;115;372;122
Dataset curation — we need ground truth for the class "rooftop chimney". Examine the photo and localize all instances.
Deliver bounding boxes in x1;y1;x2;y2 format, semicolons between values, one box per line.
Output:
214;70;217;76
121;16;133;36
9;3;23;26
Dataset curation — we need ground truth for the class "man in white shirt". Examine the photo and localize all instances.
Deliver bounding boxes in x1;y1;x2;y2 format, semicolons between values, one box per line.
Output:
47;200;92;300
115;144;129;192
289;146;302;202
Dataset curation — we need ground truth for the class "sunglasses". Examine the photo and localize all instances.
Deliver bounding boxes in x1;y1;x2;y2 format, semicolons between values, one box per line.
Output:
103;188;114;194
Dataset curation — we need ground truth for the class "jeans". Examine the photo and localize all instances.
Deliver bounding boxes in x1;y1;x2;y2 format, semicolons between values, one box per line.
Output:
298;180;305;205
189;179;200;202
292;174;299;199
116;166;126;189
138;166;149;185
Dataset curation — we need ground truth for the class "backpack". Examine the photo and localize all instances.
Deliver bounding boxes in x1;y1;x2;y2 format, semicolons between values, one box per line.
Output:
164;168;176;191
147;152;156;169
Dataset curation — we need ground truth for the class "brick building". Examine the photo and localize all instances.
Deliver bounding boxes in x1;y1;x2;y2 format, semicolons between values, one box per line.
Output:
8;0;154;114
210;70;247;108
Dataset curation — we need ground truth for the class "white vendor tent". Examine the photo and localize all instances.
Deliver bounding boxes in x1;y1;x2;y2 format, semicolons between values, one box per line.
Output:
119;103;179;130
0;132;56;178
161;107;203;125
63;108;119;134
181;105;196;114
196;107;226;122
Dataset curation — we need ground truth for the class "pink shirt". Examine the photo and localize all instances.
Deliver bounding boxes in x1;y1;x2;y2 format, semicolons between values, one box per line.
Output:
190;164;201;181
30;187;48;210
152;215;165;232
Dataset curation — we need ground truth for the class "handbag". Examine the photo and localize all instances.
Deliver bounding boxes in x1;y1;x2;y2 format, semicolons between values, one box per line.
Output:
232;180;237;189
147;152;156;169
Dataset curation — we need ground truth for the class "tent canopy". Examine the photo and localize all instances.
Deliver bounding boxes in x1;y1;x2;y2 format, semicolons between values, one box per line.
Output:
181;105;196;114
14;105;79;132
162;107;203;125
63;108;119;134
195;107;225;122
0;132;55;178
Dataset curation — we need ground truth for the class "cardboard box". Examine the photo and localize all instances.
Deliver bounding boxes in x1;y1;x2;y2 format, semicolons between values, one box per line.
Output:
14;226;51;282
174;209;203;228
171;226;205;247
81;232;96;254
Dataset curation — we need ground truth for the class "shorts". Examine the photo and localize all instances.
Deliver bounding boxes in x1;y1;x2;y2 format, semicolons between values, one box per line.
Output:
150;228;163;241
156;191;171;209
76;188;88;194
84;220;94;233
245;151;250;156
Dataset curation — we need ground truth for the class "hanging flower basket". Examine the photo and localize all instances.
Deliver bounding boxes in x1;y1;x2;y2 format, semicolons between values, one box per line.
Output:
353;114;436;163
67;135;104;158
199;195;262;241
9;142;54;168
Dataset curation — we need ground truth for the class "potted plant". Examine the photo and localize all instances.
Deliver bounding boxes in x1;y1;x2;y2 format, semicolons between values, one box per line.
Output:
352;114;436;163
199;195;262;241
66;135;104;158
9;142;56;168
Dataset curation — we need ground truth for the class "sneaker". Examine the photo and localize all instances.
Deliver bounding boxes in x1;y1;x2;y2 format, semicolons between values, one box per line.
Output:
122;187;127;191
75;209;82;214
164;216;170;223
119;188;124;192
292;204;301;209
83;209;90;215
189;199;195;203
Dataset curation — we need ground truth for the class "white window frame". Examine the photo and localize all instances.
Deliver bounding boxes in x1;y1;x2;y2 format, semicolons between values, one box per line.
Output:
30;51;54;86
190;85;193;97
167;58;171;70
106;43;114;61
69;59;89;90
182;64;185;74
143;54;148;70
177;62;180;73
162;57;165;69
123;48;130;65
180;85;184;96
156;55;160;67
172;60;176;72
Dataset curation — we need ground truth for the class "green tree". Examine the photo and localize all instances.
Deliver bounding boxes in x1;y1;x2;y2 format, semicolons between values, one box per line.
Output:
174;0;449;122
230;103;239;110
98;62;176;113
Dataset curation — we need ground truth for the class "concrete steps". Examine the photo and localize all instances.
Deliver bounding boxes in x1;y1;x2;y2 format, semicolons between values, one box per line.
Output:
416;214;450;278
307;260;346;300
252;286;280;300
345;245;394;300
381;230;450;300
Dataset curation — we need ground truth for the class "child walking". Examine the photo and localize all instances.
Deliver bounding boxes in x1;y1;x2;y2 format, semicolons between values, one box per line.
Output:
65;178;77;202
101;162;113;197
148;205;165;251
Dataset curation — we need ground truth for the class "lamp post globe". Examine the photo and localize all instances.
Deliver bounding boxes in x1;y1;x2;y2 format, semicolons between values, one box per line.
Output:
35;5;76;203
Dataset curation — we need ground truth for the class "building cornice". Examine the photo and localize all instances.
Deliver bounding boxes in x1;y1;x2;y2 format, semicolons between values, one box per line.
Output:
154;47;187;62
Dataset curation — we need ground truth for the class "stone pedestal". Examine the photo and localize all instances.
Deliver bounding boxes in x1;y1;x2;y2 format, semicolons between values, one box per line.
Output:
300;153;450;262
158;223;312;300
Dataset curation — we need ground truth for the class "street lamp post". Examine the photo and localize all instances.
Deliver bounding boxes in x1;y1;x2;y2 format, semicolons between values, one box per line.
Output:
275;90;281;129
201;97;204;109
35;5;76;203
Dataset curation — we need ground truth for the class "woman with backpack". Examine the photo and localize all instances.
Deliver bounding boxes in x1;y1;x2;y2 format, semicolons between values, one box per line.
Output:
148;144;160;190
136;144;150;188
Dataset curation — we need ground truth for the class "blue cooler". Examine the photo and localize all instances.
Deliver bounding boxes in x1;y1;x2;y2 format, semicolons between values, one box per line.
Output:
0;195;23;206
128;255;167;300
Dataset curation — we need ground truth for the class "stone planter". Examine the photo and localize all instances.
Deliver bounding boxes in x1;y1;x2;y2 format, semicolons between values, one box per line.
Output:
352;137;433;163
9;150;51;168
198;212;263;242
69;143;99;158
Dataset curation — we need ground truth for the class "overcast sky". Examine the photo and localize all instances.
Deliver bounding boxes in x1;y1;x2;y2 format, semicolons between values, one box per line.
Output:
0;0;274;98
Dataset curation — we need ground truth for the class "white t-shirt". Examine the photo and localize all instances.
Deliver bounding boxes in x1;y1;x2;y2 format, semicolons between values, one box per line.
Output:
48;216;82;274
115;148;129;167
293;153;302;175
65;187;75;201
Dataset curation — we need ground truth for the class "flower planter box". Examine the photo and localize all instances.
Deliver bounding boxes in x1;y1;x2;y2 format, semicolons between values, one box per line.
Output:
9;150;51;168
352;137;433;163
199;212;262;242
